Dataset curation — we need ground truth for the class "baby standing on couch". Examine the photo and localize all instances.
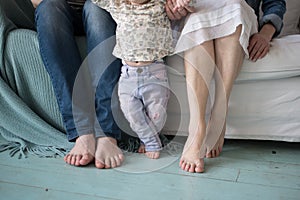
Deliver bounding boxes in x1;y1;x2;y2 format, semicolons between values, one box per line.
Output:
92;0;175;159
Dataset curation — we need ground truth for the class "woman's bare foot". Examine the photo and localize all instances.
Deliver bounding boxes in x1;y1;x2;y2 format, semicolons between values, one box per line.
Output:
64;134;96;166
180;146;204;173
95;137;124;169
145;151;160;159
180;127;206;173
206;126;225;158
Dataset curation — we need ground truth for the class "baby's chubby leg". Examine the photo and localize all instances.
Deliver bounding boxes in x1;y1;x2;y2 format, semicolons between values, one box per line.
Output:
118;62;169;159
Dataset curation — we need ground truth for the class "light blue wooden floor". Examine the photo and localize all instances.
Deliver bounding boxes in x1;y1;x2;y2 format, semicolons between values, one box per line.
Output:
0;136;300;200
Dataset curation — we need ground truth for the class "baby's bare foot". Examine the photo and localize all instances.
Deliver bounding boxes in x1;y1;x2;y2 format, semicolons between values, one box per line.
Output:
138;144;145;153
145;151;160;159
64;134;95;166
95;137;124;169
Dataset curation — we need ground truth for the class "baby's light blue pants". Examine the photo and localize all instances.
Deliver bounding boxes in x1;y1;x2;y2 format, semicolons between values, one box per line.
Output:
118;61;170;151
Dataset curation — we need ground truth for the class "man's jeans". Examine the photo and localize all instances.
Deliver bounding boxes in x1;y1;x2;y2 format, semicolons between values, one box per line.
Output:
118;62;170;151
35;0;122;141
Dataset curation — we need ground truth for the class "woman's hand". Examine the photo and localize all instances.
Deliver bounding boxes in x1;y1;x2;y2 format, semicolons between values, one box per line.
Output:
248;24;276;62
165;0;195;20
31;0;43;8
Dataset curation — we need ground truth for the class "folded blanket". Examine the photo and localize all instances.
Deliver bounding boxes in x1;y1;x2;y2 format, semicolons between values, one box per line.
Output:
0;5;73;158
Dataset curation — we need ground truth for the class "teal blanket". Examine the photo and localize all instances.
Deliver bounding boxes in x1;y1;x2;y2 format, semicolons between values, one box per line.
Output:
0;6;73;158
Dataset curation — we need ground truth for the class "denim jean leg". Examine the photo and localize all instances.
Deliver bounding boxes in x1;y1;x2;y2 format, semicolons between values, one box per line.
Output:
83;0;122;139
35;0;94;141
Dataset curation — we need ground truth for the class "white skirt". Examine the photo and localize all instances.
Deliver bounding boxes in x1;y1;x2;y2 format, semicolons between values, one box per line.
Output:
174;0;258;58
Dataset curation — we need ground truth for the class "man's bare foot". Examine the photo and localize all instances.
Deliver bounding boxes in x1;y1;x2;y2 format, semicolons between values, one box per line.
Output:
64;134;95;166
95;137;124;169
145;151;160;159
206;126;225;158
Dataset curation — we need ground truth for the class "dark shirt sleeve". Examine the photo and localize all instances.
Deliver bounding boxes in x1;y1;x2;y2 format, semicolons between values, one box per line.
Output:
260;0;286;37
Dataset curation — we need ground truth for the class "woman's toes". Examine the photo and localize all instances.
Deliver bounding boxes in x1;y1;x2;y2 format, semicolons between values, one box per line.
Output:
206;151;212;158
189;164;196;173
181;162;186;170
195;160;204;173
184;163;191;171
195;166;204;173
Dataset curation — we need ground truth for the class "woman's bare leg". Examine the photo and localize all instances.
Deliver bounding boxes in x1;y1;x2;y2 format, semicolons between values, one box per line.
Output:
180;41;215;173
206;25;245;158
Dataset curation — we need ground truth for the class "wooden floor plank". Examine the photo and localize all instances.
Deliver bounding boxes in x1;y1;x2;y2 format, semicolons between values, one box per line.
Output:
237;169;300;190
1;164;300;200
0;182;114;200
1;137;300;200
221;139;300;164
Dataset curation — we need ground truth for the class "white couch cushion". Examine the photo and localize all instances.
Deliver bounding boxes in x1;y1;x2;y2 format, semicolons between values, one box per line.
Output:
237;34;300;81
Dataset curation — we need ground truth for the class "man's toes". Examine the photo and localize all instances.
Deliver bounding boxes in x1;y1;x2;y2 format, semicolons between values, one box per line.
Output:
64;154;70;163
104;157;111;169
70;155;77;165
79;154;93;166
74;155;82;166
114;155;121;167
110;157;117;168
95;159;105;169
118;154;124;162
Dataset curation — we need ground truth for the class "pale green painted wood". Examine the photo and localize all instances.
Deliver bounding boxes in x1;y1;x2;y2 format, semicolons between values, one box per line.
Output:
0;137;300;200
1;164;300;200
237;169;300;190
0;182;112;200
206;157;300;177
221;140;300;164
